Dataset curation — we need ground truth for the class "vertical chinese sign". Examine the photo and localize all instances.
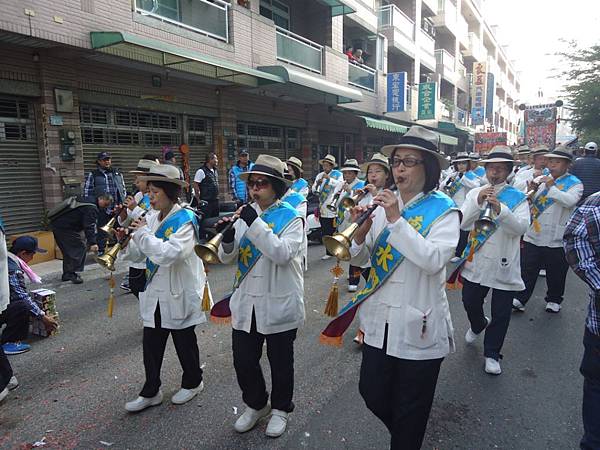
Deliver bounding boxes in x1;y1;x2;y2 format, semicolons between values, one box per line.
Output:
418;82;436;120
471;61;487;126
524;104;557;148
387;72;407;113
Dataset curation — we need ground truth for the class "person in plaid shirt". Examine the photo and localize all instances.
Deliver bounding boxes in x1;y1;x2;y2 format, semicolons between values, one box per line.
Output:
564;192;600;450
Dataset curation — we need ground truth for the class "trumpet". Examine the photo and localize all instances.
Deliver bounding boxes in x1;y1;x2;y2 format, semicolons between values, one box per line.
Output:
473;183;499;233
96;211;148;271
326;190;342;212
99;205;126;236
194;213;242;264
323;203;378;261
340;188;367;210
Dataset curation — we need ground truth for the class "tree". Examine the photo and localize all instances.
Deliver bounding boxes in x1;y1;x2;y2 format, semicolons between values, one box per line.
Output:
559;42;600;144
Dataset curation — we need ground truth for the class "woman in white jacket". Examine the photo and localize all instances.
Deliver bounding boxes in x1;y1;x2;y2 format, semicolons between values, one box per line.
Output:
120;164;206;413
348;126;459;449
216;155;304;439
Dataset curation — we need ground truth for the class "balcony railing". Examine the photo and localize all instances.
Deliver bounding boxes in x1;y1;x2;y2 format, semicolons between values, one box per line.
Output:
435;0;457;30
276;26;323;74
379;4;415;39
135;0;229;42
419;29;435;55
348;61;376;92
435;49;455;73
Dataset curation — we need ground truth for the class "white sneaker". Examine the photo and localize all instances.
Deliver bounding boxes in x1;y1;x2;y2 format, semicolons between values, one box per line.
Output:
539;269;546;277
512;298;526;312
348;284;358;292
0;387;8;403
465;317;489;344
545;302;561;313
125;390;163;412
485;357;502;375
321;254;332;261
266;409;288;438
172;381;204;405
7;376;18;390
234;405;271;433
450;256;461;263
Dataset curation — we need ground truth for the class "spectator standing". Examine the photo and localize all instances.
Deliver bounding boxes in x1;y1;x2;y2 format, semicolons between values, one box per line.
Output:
563;192;600;450
83;152;127;252
194;152;220;238
162;146;185;181
353;49;364;64
229;149;254;207
571;142;600;203
345;46;355;61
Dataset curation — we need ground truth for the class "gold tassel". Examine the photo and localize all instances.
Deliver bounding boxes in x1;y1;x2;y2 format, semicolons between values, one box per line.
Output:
532;218;541;233
324;282;339;317
107;274;115;318
201;267;213;312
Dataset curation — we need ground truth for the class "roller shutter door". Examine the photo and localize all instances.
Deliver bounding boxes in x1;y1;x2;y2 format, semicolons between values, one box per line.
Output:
186;115;213;181
237;122;301;162
0;97;44;235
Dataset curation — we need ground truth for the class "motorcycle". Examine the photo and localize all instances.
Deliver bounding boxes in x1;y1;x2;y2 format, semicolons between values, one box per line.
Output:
306;192;322;243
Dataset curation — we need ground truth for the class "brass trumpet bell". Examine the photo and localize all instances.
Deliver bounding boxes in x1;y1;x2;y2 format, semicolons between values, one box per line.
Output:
322;223;359;261
326;192;341;212
100;216;117;236
341;192;363;210
474;203;496;233
95;242;122;271
194;233;223;264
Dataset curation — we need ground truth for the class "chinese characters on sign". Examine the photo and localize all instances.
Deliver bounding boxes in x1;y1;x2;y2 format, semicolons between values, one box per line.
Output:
471;61;487;126
524;104;557;148
418;82;436;120
474;132;508;154
387;72;406;113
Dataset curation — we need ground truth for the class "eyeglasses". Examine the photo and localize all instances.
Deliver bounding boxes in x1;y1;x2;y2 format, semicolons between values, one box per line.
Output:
247;178;271;189
391;157;423;168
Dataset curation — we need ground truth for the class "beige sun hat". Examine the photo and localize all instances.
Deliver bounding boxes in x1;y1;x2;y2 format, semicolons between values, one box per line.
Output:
531;144;550;155
381;125;449;169
452;151;470;163
546;145;574;161
130;158;160;175
319;154;337;167
340;159;360;172
483;145;515;164
239;154;291;185
360;153;389;172
139;164;188;187
516;145;531;155
286;156;303;173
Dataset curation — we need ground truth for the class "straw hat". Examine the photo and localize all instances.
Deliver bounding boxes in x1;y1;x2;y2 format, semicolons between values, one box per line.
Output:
452;151;470;163
468;152;481;161
483;145;514;164
139;164;188;187
340;159;360;172
381;125;449;169
546;145;574;161
130;158;160;175
286;156;303;173
516;145;531;156
360;152;389;172
239;154;291;185
531;144;550;155
319;154;337;167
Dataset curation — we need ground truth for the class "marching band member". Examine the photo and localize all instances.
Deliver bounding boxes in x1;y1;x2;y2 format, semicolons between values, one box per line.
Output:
119;165;206;412
216;155;304;438
510;145;531;181
285;157;309;198
312;154;343;260
346;126;459;449
513;145;549;192
513;145;583;313
120;158;160;297
458;146;529;375
333;159;366;292
282;166;308;270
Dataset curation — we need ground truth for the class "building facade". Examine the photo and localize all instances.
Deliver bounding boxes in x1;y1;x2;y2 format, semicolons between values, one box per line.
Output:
0;0;520;235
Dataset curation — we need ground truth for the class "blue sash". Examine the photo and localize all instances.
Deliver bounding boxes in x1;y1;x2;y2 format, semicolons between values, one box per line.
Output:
335;191;456;317
282;191;307;209
472;166;485;178
145;208;197;287
234;202;301;289
319;170;342;204
530;173;581;232
446;175;464;199
291;178;308;196
139;194;150;211
337;180;366;224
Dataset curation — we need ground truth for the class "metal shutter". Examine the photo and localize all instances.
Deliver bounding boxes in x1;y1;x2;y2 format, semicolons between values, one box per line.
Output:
186;115;213;181
0;97;44;235
237;122;286;161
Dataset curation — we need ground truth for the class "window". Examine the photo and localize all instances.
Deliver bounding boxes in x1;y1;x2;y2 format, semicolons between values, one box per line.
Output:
187;116;213;146
259;0;290;30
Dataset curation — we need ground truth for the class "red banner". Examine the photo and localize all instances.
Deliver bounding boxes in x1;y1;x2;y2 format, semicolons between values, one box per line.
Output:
524;105;557;148
474;132;508;153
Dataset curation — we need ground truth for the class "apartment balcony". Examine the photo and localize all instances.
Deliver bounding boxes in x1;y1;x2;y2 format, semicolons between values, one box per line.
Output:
486;56;501;79
276;26;323;74
379;4;416;58
134;0;229;42
348;60;376;92
456;15;469;48
418;29;436;71
435;48;458;85
432;0;458;36
422;0;438;15
456;62;468;92
462;32;486;63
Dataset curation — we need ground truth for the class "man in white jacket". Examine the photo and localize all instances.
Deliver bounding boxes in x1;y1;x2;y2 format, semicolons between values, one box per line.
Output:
513;146;583;313
459;146;530;375
513;145;549;192
312;154;342;260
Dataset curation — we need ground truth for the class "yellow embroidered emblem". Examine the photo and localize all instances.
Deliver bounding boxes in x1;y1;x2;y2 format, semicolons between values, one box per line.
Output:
164;226;174;239
538;195;549;206
376;244;394;272
239;246;252;267
268;222;275;229
556;183;564;190
407;215;424;231
357;269;379;298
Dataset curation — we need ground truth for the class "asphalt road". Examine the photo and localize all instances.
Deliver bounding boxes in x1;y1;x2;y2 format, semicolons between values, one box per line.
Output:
0;243;587;450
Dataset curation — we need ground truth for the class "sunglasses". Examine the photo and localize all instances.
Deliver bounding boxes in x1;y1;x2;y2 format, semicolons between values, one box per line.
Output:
247;178;271;189
391;157;423;168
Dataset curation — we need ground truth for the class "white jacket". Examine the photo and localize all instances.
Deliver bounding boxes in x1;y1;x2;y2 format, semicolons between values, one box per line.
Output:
334;178;365;232
524;176;583;248
312;172;343;218
120;192;155;270
350;192;460;360
219;203;305;334
122;204;206;329
0;228;9;313
441;172;481;208
460;184;530;291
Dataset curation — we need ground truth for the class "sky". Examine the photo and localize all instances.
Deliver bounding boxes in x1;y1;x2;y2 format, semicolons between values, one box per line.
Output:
484;0;600;104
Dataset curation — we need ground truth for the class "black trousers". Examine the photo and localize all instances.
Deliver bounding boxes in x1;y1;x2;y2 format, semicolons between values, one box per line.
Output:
198;199;219;239
581;328;600;450
320;217;336;255
0;301;30;344
461;278;514;360
516;242;570;305
349;266;371;286
128;267;146;299
359;332;443;450
232;314;297;412
52;227;87;275
0;345;13;392
140;306;203;398
455;229;470;257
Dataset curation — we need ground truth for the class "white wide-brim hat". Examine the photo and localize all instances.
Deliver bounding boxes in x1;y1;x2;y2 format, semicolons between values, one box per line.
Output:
319;154;337;167
381;125;449;169
531;144;550;156
483;145;515;164
340;159;360;172
239;154;291;185
452;152;470;163
139;164;188;187
360;152;389;172
130;158;160;175
546;145;574;161
286;156;303;173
